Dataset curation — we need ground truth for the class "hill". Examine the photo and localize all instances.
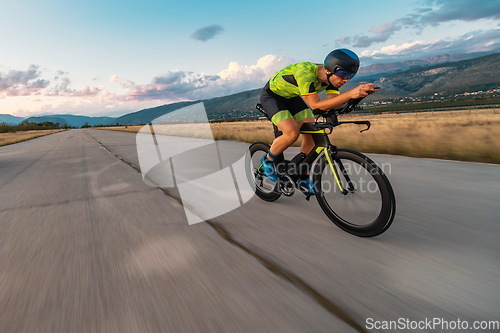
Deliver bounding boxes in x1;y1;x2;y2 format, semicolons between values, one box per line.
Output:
24;115;116;128
370;53;499;97
203;89;261;121
339;53;499;100
24;116;70;126
0;114;25;125
357;51;498;77
1;114;116;128
114;101;200;125
111;89;263;125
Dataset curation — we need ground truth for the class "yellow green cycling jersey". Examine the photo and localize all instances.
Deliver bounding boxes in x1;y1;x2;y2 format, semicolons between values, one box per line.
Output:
268;62;340;99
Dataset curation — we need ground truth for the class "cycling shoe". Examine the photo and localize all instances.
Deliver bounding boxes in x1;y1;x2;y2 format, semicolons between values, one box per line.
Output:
297;178;316;195
259;156;278;181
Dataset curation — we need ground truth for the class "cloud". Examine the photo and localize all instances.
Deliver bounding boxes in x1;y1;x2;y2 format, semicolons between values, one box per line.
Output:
339;0;500;48
0;56;274;115
360;29;500;61
0;54;300;116
420;0;500;24
153;70;188;84
2;55;294;107
190;24;224;42
0;66;150;116
109;75;135;89
361;41;430;57
370;22;396;34
0;64;111;102
124;54;294;102
343;17;417;48
0;65;51;97
44;75;104;97
126;71;213;100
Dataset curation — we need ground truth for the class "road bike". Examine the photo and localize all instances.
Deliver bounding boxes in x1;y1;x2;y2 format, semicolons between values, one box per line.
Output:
246;96;396;237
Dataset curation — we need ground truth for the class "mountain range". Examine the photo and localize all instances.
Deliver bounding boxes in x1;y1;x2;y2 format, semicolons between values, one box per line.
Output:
0;114;25;126
345;52;499;98
356;51;497;77
2;52;498;127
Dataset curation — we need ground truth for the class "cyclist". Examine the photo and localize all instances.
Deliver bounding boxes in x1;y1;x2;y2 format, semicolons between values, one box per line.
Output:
260;48;377;192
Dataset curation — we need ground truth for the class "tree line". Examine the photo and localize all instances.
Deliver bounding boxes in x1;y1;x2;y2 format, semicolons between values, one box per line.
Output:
0;120;73;133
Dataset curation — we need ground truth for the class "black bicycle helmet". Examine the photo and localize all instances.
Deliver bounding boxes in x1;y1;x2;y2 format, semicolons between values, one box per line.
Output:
324;49;360;76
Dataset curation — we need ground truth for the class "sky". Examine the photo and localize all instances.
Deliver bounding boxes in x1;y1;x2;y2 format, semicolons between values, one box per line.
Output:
0;0;498;117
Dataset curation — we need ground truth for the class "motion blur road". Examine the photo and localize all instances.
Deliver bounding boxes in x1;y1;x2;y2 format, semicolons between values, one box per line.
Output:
0;129;499;333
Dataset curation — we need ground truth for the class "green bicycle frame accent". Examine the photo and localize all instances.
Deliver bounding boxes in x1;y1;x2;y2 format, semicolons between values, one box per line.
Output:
300;130;326;134
299;124;346;194
315;147;346;194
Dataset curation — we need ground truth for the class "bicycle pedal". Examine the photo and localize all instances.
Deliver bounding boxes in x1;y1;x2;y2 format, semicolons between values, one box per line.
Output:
296;185;312;200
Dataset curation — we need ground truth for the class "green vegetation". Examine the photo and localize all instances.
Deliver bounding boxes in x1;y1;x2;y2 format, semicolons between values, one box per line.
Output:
360;97;500;113
0;120;72;133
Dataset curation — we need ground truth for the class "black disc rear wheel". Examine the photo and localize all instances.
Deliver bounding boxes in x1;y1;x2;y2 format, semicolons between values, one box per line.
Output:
246;142;281;202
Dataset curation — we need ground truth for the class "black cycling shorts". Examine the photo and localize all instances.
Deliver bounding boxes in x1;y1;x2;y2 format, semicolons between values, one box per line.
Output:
260;82;313;125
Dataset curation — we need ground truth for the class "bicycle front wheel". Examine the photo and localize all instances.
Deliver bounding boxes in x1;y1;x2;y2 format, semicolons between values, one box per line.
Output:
313;149;396;237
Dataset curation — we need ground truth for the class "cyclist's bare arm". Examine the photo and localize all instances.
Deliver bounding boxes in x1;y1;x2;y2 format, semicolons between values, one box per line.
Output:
302;83;377;111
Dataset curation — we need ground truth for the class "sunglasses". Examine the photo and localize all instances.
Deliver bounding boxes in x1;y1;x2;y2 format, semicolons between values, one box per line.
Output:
333;66;356;80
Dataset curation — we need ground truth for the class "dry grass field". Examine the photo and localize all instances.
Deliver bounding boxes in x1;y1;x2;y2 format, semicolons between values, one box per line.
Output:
98;108;500;164
0;130;66;147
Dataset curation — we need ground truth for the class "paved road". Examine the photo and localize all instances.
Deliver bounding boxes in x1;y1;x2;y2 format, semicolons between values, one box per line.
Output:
0;129;499;332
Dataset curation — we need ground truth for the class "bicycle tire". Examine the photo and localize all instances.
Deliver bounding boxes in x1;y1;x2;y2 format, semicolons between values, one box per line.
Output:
246;142;281;202
313;149;396;237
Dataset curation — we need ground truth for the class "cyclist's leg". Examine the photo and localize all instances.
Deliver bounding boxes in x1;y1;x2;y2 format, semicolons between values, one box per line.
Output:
294;112;317;193
279;94;312;153
260;88;301;160
259;89;297;180
289;96;315;155
297;116;316;155
294;118;316;193
268;118;300;158
258;118;299;181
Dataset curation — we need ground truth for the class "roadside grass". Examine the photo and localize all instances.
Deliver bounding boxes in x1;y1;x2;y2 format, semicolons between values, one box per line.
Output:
0;130;66;147
323;109;500;164
97;108;500;164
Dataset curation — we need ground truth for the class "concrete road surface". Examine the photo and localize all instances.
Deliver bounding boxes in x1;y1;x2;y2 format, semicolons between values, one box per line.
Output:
0;129;499;333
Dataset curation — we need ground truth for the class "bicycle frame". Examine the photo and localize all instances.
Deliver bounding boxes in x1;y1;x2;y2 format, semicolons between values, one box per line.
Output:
255;97;372;197
299;122;350;195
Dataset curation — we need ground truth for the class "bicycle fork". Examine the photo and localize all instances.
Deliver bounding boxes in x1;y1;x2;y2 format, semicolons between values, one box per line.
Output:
318;147;353;195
